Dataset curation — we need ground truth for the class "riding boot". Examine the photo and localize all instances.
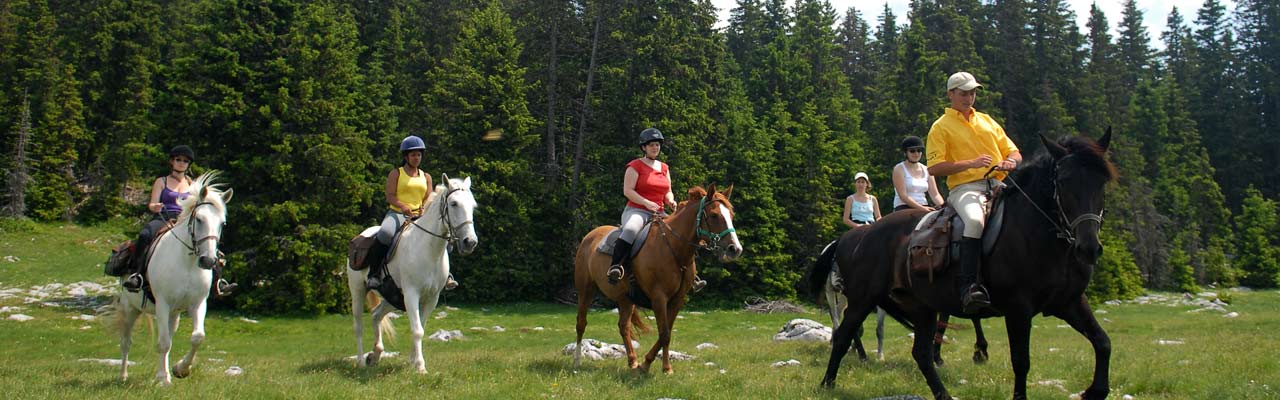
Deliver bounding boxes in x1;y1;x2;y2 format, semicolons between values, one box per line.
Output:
691;274;707;292
365;241;390;289
958;238;990;314
444;273;459;290
607;239;632;284
123;247;145;292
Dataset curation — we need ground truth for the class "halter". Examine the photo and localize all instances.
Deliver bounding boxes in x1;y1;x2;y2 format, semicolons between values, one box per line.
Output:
1001;159;1105;246
655;195;737;254
408;187;474;251
170;200;223;262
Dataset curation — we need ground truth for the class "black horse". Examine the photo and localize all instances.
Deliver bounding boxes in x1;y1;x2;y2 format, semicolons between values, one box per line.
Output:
819;132;1116;400
808;225;990;366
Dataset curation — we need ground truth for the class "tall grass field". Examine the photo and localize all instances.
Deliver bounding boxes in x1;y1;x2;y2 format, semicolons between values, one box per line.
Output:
1;219;1277;399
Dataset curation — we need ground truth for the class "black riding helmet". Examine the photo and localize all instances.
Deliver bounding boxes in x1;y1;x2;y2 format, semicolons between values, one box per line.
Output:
638;127;665;145
169;145;195;161
900;136;924;150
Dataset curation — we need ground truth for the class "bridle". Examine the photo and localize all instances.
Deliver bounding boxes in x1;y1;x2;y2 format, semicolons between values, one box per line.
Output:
998;159;1105;246
170;200;223;261
654;195;737;255
408;188;474;250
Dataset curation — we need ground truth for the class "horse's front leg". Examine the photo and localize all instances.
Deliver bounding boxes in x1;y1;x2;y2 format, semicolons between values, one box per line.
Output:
403;289;427;374
119;304;142;382
617;304;639;369
1005;311;1034;400
153;303;179;385
933;313;950;366
640;296;670;374
1059;295;1110;399
172;301;208;379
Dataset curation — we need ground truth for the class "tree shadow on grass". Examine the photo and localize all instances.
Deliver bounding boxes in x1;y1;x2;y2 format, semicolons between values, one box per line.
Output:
297;357;407;383
526;356;655;387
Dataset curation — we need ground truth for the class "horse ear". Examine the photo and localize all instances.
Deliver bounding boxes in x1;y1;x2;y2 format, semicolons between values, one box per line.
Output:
1098;126;1112;151
1041;134;1067;159
721;184;733;200
222;188;233;203
442;173;451;189
462;176;471;189
198;185;208;201
707;183;717;195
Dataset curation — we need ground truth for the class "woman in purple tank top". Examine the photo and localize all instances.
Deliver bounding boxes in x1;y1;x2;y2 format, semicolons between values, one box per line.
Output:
121;146;234;295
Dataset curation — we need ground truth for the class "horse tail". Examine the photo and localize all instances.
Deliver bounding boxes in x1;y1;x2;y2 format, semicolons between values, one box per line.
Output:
630;310;650;335
804;240;839;300
378;310;396;342
98;292;153;341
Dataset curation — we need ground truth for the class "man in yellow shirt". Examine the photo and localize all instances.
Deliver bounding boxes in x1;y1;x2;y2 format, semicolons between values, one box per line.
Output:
926;71;1022;313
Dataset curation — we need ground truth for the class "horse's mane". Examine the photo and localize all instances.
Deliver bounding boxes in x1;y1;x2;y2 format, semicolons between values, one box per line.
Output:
175;170;227;223
1009;135;1117;195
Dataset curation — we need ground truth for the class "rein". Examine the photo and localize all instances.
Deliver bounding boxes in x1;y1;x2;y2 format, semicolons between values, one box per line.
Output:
997;160;1104;246
407;188;474;250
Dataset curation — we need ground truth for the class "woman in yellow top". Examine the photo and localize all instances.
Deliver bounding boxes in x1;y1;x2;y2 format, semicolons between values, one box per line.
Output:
365;136;458;290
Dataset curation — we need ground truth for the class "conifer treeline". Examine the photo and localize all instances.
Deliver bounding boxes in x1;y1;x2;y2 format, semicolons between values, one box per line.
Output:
2;0;1277;313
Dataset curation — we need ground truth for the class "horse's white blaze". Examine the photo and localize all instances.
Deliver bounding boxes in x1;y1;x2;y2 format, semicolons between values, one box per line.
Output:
106;171;228;385
347;176;479;373
718;203;742;252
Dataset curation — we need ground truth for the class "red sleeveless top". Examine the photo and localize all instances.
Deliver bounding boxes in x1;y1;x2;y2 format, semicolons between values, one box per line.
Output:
626;158;670;210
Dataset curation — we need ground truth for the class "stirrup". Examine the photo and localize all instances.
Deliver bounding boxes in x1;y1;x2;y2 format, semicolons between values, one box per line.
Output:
691;277;707;292
444;274;459;291
961;284;991;313
216;279;237;296
123;274;144;293
607;264;625;284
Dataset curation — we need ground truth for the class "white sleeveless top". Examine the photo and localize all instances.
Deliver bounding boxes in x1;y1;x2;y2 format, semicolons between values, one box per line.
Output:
893;161;931;209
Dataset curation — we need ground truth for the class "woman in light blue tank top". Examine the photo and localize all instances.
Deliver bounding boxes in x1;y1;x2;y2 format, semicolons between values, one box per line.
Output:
843;172;882;228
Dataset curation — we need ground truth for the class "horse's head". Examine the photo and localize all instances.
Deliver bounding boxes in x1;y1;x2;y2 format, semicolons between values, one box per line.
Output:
689;184;742;262
177;171;231;270
1039;129;1116;266
438;173;478;255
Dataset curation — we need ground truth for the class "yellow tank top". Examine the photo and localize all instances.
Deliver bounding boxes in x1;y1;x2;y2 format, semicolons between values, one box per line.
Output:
391;167;430;212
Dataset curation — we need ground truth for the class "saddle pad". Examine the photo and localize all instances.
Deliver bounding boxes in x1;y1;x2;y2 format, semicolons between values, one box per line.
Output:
914;203;1005;257
595;224;652;258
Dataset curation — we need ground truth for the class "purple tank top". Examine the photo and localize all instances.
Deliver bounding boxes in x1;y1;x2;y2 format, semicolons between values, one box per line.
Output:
160;176;190;214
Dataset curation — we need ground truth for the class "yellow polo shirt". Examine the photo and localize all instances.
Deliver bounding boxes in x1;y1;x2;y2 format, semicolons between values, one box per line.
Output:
925;107;1019;189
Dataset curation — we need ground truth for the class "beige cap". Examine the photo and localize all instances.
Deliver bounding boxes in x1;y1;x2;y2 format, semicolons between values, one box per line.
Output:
854;172;870;182
946;71;983;91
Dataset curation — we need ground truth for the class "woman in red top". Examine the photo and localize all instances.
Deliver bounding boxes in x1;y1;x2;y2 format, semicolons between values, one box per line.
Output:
607;128;706;291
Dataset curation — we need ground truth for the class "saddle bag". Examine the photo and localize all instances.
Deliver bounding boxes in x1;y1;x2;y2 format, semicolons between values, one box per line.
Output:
907;208;956;277
348;235;377;271
104;241;134;276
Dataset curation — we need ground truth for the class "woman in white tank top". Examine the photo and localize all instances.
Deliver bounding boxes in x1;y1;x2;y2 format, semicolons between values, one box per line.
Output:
892;136;944;212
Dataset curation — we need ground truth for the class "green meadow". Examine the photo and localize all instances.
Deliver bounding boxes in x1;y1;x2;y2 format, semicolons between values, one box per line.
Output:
1;220;1277;399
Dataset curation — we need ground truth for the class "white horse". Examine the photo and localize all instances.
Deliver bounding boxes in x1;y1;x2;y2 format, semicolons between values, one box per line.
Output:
346;174;478;374
102;171;231;384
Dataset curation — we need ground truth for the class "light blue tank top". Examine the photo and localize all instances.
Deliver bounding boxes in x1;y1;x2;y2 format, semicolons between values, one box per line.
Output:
848;195;875;223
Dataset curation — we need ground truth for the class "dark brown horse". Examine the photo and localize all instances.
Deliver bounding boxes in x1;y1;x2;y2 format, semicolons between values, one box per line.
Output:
819;132;1117;400
807;228;990;366
573;185;742;373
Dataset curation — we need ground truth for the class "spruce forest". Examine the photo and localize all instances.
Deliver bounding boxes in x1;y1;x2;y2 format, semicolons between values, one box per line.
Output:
2;0;1278;314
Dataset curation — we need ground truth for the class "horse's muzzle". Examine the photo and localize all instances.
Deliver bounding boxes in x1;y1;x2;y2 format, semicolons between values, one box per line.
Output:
1073;242;1102;267
719;244;742;262
198;256;218;270
457;237;478;255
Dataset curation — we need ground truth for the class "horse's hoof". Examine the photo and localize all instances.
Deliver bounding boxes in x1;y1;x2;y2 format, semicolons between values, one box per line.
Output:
972;350;988;364
662;367;673;375
172;365;190;379
933;357;945;367
819;378;835;389
363;352;379;367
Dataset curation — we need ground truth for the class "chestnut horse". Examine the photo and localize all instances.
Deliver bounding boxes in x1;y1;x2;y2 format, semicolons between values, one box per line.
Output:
820;133;1117;400
573;185;742;374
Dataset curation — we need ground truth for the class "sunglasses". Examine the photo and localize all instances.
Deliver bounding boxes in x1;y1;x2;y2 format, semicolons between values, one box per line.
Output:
906;148;924;154
174;158;191;163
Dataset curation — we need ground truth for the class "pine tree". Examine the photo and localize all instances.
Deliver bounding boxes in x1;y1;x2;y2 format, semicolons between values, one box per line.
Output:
1116;0;1154;93
836;7;873;102
422;0;543;301
1236;0;1280;201
1236;187;1279;287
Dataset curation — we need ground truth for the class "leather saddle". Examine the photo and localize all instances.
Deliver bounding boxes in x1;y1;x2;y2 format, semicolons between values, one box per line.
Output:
905;193;1007;280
